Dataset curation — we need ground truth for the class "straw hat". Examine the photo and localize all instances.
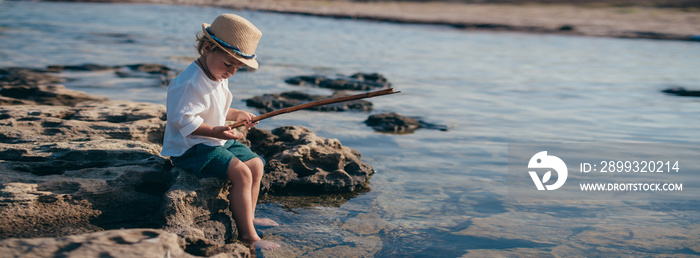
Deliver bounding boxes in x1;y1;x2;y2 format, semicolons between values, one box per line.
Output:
202;14;262;69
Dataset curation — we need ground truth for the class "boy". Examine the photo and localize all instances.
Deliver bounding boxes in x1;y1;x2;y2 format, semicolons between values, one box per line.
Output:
161;13;279;250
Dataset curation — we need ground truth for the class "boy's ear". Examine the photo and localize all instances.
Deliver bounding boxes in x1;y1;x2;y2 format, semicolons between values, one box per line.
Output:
203;41;217;54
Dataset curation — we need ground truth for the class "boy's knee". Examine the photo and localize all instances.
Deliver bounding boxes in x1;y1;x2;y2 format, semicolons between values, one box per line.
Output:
244;157;264;177
227;159;252;183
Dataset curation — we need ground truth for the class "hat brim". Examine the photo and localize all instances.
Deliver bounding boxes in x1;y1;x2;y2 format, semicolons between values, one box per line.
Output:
202;23;259;69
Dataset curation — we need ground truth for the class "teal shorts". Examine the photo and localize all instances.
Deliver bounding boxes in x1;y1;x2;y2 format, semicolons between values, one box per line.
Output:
170;140;261;179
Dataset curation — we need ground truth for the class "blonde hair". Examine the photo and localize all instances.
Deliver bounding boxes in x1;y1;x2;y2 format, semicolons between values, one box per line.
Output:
195;32;223;56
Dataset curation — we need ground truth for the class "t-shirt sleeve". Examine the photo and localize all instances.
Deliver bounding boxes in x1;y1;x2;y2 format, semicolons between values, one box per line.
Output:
176;102;205;137
167;84;207;137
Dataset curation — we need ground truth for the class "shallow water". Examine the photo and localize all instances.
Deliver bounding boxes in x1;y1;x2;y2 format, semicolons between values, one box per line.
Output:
2;1;700;256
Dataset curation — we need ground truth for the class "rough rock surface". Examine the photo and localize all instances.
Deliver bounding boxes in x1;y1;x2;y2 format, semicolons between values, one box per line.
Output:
246;91;373;113
0;66;250;256
285;73;391;91
244;126;374;194
0;139;174;237
365;112;449;133
0;65;376;256
161;171;253;257
0;229;192;258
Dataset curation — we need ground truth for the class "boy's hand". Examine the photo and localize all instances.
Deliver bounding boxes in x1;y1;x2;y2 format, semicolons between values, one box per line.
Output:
212;126;243;140
229;109;259;129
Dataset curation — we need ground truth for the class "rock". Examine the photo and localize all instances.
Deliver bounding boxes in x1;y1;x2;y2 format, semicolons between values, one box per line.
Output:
0;229;192;258
285;72;391;91
244;126;374;194
0;68;107;106
0;139;175;239
0;65;376;257
47;63;114;72
0;67;64;87
0;101;166;144
364;112;449;133
0;66;176;240
365;112;421;133
246;91;373;113
0;84;107;106
161;170;251;257
48;63;178;87
0;96;247;255
116;64;178;87
662;87;700;97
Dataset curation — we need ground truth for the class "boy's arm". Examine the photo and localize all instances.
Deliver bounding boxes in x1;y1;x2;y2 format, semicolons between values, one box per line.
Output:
191;122;242;140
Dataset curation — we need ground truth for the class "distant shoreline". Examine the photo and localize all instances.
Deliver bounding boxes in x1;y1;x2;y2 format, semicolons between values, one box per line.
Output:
45;0;700;41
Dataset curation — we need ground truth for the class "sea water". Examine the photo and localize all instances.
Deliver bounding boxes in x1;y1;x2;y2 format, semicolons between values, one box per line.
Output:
2;1;700;256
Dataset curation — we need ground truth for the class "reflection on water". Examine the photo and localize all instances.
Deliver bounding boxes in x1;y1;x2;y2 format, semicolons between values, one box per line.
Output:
2;1;700;256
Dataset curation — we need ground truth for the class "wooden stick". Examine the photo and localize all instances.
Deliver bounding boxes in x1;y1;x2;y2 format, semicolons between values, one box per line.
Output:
229;88;401;129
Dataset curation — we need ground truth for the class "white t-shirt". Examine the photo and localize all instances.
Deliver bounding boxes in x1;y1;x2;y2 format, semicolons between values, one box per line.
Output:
161;61;233;157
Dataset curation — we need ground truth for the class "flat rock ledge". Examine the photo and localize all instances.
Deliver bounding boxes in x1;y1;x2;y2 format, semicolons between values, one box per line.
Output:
0;66;374;256
0;229;192;258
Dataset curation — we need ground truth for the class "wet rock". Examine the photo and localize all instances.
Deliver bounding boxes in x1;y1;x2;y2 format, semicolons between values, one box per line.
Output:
0;67;64;87
285;72;391;91
1;68;107;106
116;64;178;86
0;229;191;258
662;87;700;97
365;112;449;133
246;91;373;113
0;84;107;106
48;63;178;87
47;63;113;72
365;113;421;133
244;126;374;194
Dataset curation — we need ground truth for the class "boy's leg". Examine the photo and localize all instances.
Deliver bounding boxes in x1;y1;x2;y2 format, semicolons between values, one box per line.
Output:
243;157;263;212
228;157;280;250
243;157;278;226
226;157;256;240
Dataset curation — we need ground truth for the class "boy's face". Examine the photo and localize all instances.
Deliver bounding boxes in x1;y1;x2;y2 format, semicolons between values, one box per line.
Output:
205;49;245;81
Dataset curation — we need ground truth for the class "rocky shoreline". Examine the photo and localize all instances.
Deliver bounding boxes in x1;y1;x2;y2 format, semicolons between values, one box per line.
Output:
45;0;700;41
0;66;375;256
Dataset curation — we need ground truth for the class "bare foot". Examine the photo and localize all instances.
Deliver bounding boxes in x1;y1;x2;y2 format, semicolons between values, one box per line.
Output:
240;237;281;250
254;239;281;250
254;218;279;227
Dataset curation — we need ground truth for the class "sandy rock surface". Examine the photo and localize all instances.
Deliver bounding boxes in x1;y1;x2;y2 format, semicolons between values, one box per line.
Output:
0;229;192;258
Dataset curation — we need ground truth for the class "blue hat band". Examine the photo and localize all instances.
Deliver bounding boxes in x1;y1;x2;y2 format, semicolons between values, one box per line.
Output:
206;27;256;59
